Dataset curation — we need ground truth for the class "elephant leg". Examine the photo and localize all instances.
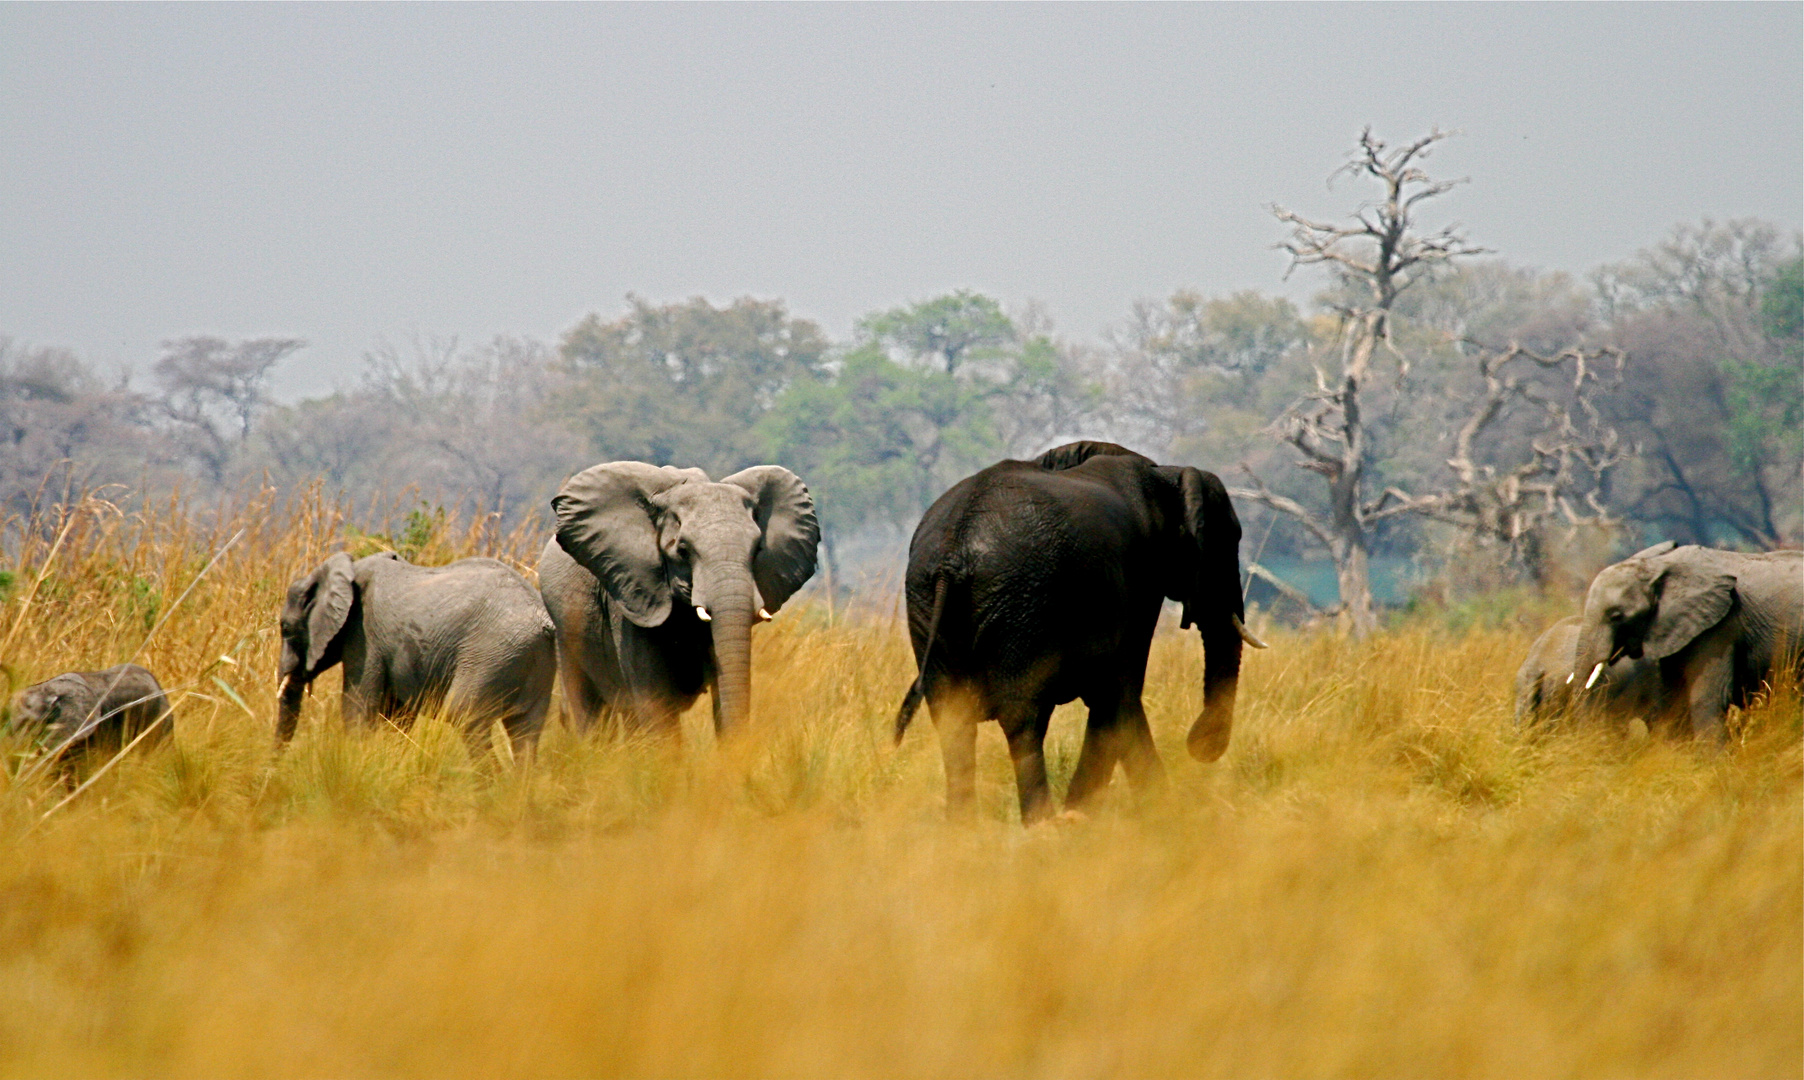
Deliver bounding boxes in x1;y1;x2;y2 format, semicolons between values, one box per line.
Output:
1683;632;1736;744
341;676;375;731
502;697;548;757
1116;696;1168;795
499;659;555;757
1000;699;1056;826
559;653;605;731
1067;689;1124;808
927;687;980;822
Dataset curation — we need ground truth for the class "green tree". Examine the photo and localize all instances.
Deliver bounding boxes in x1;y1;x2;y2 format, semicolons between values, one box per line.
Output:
760;291;1105;578
856;290;1015;376
559;296;829;475
1723;256;1803;517
758;345;1001;538
1596;224;1802;546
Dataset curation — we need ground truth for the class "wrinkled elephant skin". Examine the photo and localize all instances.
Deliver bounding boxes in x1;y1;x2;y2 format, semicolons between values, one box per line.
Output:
895;441;1252;825
277;552;556;749
1574;545;1803;742
539;461;819;736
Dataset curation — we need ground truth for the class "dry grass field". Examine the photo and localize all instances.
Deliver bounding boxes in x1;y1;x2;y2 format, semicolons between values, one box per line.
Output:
0;488;1798;1079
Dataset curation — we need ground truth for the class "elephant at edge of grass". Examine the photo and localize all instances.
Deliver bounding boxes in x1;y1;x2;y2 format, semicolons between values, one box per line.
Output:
536;461;819;736
894;441;1265;825
1515;615;1661;728
277;552;557;751
9;664;173;757
1574;542;1804;742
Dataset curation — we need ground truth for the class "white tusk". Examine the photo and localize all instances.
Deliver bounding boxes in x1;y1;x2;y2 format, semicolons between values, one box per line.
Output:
757;607;773;622
1564;672;1575;685
1583;662;1605;690
695;606;711;622
1232;614;1268;649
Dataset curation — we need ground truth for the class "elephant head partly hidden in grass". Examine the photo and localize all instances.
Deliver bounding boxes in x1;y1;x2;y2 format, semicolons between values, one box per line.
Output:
10;664;172;758
1574;542;1804;742
537;462;820;735
1515;615;1661;727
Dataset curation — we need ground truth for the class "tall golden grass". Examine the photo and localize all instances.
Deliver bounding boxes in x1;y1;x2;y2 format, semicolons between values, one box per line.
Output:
0;487;1797;1079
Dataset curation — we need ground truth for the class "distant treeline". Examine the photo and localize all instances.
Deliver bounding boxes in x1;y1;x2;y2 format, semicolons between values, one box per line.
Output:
3;217;1799;596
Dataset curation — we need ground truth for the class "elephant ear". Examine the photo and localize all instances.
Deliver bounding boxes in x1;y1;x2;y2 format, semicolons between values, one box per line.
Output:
1159;466;1244;629
306;553;356;673
721;465;820;613
553;461;707;627
1645;562;1736;660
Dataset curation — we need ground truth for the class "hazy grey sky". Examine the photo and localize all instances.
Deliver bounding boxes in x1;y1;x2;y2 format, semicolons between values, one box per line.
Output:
3;3;1799;400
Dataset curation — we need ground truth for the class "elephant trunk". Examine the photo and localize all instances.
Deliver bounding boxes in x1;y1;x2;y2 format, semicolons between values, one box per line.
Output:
699;566;757;736
1574;622;1613;694
1187;619;1242;762
276;673;306;743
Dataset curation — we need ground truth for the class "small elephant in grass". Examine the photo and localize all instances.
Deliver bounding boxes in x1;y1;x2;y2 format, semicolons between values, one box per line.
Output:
895;441;1261;824
1574;542;1804;742
10;664;172;755
1515;615;1660;726
537;461;819;735
277;552;556;750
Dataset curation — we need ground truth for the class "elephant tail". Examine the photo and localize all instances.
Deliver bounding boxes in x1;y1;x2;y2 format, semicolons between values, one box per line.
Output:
894;575;950;744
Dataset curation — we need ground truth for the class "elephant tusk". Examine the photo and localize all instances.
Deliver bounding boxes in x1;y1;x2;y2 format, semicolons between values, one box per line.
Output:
1584;662;1605;690
1565;672;1575;685
695;605;712;622
757;607;773;622
1232;614;1268;649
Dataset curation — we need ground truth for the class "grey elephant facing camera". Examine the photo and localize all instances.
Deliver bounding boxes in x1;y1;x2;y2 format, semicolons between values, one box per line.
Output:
1575;543;1804;742
537;461;819;735
10;664;172;754
277;552;556;749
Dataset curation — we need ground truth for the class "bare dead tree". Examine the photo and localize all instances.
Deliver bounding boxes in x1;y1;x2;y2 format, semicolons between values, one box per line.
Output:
1358;341;1628;583
1231;128;1486;635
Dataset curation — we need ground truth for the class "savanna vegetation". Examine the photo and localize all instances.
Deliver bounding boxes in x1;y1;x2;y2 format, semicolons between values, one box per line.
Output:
0;488;1796;1079
5;207;1800;613
3;127;1799;1078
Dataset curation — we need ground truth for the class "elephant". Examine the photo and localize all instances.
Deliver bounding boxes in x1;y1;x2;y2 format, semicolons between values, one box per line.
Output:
1574;543;1804;742
893;441;1263;824
277;552;556;749
9;664;172;755
537;461;819;735
1514;615;1661;727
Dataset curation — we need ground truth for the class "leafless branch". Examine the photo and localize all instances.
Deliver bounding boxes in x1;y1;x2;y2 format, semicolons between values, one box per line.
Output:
1229;464;1336;551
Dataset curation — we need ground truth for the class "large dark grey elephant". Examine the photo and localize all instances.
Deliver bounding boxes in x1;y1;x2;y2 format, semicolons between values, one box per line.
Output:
537;461;819;734
277;552;556;749
894;441;1262;824
1514;615;1660;726
1574;543;1804;741
10;664;172;755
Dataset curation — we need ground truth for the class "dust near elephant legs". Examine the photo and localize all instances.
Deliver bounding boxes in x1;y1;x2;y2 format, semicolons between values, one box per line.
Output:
1066;688;1167;810
931;708;978;822
1000;702;1056;826
929;683;1169;824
